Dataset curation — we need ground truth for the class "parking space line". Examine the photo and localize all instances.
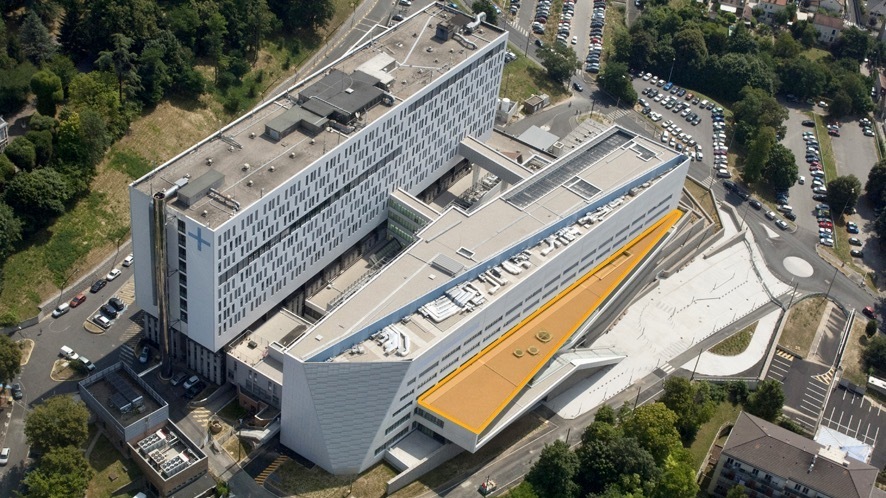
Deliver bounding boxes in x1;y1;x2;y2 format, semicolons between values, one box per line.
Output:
805;388;826;400
807;382;827;395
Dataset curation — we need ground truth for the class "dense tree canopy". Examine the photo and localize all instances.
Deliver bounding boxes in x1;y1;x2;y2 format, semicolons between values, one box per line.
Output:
0;335;21;384
25;396;90;450
22;445;92;498
598;61;637;105
746;379;785;422
527;440;580;498
866;160;886;210
5;168;71;231
660;377;716;444
764;144;799;191
826;175;862;217
537;43;580;85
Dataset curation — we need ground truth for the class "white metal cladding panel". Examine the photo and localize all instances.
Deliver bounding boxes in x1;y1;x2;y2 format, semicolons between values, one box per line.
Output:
203;40;506;349
282;359;411;474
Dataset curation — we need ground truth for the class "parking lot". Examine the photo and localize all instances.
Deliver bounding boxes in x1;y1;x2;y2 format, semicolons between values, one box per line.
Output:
765;350;832;431
821;387;886;468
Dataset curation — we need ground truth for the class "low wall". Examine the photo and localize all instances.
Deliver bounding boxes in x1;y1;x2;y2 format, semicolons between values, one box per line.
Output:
385;443;465;494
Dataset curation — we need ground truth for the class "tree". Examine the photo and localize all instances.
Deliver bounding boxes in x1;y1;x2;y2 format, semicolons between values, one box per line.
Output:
471;0;499;24
826;175;862;218
25;130;54;167
743;127;775;184
866;160;886;209
620;403;682;465
709;53;775;102
5;169;71;230
834;26;871;62
45;55;78;99
96;33;140;104
19;11;56;64
732;87;788;145
67;71;128;139
0;202;21;262
777;57;828;101
537;43;581;85
660;378;716;444
673;27;709;72
0;155;14;185
764;144;799;191
726;485;749;498
866;319;878;338
598;61;637;105
24;396;90;450
0;62;38;115
269;0;334;33
5;137;37;171
746;379;785;422
864;335;886;373
22;445;92;498
0;335;21;384
727;23;758;54
651;453;699;498
30;70;64;118
773;31;801;59
876;209;886;241
526;440;580;498
829;90;853;118
56;109;109;172
791;20;818;49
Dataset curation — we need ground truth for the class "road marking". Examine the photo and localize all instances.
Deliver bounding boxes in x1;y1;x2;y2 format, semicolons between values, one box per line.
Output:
776;349;795;360
660;363;675;374
813;368;834;385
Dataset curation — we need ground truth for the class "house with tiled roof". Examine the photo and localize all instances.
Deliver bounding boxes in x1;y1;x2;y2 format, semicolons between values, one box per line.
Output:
813;13;845;44
708;412;881;498
758;0;789;23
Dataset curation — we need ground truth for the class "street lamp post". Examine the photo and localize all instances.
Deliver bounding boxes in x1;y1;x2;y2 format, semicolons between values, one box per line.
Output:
667;57;676;83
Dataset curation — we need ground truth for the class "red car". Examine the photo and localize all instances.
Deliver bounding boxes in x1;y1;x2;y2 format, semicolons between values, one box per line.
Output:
864;306;876;318
685;92;694;101
69;293;86;308
828;129;840;137
819;221;833;228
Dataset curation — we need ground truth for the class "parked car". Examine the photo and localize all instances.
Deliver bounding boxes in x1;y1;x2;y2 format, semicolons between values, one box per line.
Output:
775;219;789;230
90;279;107;294
749;200;762;210
109;297;125;311
93;315;111;329
10;383;22;400
0;448;8;466
70;293;87;307
171;371;188;386
100;304;118;319
764;210;776;220
52;303;70;318
847;222;859;233
183;375;200;390
802;120;815;127
851;249;864;258
864;306;876;318
79;357;96;372
849;237;862;246
139;346;150;364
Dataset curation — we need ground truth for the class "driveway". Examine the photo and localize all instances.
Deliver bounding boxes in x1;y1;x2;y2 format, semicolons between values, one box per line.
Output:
765;350;831;431
782;102;826;238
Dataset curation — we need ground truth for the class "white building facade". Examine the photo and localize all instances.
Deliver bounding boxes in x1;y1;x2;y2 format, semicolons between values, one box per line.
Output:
129;5;508;383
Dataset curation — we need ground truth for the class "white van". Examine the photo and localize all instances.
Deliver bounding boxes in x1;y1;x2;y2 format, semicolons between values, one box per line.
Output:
716;168;731;178
59;345;78;361
51;303;70;318
778;205;793;213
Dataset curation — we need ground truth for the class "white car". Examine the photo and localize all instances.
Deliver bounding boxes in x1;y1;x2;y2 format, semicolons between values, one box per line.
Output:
571;36;577;44
798;176;805;185
0;448;8;466
122;254;134;267
106;268;122;281
695;151;703;161
642;72;652;80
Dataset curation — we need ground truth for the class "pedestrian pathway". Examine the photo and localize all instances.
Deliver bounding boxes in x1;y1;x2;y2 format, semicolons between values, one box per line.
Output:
255;455;289;486
683;308;780;376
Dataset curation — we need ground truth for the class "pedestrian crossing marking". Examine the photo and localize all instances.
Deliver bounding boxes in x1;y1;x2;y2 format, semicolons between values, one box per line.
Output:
814;368;835;385
776;349;795;361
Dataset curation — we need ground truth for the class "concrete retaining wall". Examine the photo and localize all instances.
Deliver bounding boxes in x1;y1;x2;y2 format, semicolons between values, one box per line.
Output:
385;443;465;494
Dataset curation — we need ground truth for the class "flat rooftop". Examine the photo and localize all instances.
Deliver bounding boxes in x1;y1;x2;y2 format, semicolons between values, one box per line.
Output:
286;127;683;360
131;3;504;228
83;369;164;427
131;423;207;481
227;309;309;384
417;210;681;433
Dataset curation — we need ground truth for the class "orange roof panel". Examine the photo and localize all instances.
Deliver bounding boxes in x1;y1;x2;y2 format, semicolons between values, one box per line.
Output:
418;210;682;434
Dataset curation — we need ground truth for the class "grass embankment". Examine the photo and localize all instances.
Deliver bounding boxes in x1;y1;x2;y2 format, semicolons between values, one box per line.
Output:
779;296;827;358
710;323;756;356
500;43;569;104
684;179;722;231
601;5;626;67
841;317;870;386
687;401;743;470
86;434;140;498
271;461;395;498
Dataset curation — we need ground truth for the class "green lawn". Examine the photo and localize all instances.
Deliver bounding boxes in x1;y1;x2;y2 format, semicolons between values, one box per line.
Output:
811;112;838;181
780;296;827;358
86;435;141;498
687;402;743;470
500;43;570;104
710;323;756;356
802;48;831;61
217;399;248;424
